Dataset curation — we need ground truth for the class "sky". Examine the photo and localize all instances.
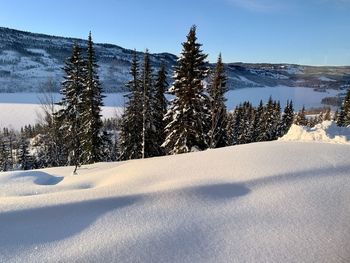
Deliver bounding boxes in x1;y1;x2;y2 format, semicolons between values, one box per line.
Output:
0;0;349;66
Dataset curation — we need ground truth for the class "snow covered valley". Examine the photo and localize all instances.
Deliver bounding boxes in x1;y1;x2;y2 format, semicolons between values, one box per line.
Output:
0;140;349;262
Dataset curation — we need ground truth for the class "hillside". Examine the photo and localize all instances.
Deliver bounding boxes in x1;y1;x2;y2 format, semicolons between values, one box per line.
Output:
0;140;349;262
1;27;350;92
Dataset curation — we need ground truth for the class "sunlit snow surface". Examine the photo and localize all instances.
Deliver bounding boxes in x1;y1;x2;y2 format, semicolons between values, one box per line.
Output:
0;86;341;129
0;140;349;262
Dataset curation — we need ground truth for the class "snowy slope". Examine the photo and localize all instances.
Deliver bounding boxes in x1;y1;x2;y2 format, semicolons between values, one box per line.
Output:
0;141;349;262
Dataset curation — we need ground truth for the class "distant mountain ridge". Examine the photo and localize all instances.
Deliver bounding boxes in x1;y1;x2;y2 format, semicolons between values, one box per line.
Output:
0;27;350;93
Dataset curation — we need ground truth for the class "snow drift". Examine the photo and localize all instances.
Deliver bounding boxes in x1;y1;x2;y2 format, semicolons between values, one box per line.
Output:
0;142;350;262
280;121;350;144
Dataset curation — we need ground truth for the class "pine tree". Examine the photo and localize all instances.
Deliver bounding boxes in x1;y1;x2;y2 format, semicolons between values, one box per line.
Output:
226;112;235;145
119;50;143;160
322;107;331;121
257;97;273;141
55;44;87;173
271;101;281;140
81;32;105;164
207;54;229;148
337;88;350;127
140;49;159;158
252;100;264;142
294;106;307;126
17;137;32;170
163;25;209;154
153;64;168;156
0;137;10;171
279;100;294;136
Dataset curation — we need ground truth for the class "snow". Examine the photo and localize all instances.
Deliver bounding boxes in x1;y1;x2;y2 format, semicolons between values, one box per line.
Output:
280;121;350;144
0;141;349;262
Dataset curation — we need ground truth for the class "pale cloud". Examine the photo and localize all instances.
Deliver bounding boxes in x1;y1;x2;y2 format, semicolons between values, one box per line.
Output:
228;0;289;12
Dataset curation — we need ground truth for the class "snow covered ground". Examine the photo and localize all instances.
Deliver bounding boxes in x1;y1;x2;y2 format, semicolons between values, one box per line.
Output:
0;140;349;262
0;86;342;129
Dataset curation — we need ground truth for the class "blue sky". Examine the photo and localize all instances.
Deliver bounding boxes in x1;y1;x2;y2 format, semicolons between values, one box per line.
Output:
0;0;349;65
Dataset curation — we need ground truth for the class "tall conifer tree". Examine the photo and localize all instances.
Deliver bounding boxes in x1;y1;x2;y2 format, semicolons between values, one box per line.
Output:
140;50;159;158
163;25;209;154
153;64;168;156
56;44;86;173
337;88;350;127
119;50;143;160
279;100;294;136
208;54;229;148
81;32;105;163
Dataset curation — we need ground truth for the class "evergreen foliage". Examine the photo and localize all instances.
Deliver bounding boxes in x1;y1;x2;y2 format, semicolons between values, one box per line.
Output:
153;64;168;156
17;137;32;170
0;137;10;171
228;98;293;145
81;32;105;163
140;50;159;158
163;25;209;154
55;44;87;173
119;50;143;160
337;88;350;127
208;54;229;148
294;106;308;126
279;100;294;136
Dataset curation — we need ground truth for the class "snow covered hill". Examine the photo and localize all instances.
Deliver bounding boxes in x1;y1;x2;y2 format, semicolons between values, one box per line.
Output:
0;141;349;262
1;27;350;93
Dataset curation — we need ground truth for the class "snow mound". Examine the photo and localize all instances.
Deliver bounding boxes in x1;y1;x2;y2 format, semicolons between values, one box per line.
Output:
0;142;350;262
0;170;64;197
280;121;350;144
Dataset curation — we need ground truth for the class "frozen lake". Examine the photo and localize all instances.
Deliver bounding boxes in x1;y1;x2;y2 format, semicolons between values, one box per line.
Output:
0;86;341;129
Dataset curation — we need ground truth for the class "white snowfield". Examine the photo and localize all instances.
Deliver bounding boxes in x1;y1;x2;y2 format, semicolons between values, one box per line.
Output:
0;140;350;262
280;121;350;144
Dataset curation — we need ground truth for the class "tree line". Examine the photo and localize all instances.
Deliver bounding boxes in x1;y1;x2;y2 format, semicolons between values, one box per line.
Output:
0;25;348;172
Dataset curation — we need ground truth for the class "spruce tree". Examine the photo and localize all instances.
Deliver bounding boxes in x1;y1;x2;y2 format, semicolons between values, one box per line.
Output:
163;25;209;154
81;32;105;164
257;97;273;142
279;100;294;136
56;44;86;173
337;88;350;127
0;137;10;171
140;49;159;158
252;100;264;142
17;137;32;170
271;101;281;140
119;50;143;160
322;107;331;121
294;106;307;126
231;104;243;145
153;64;168;156
207;54;229;148
226;112;235;145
